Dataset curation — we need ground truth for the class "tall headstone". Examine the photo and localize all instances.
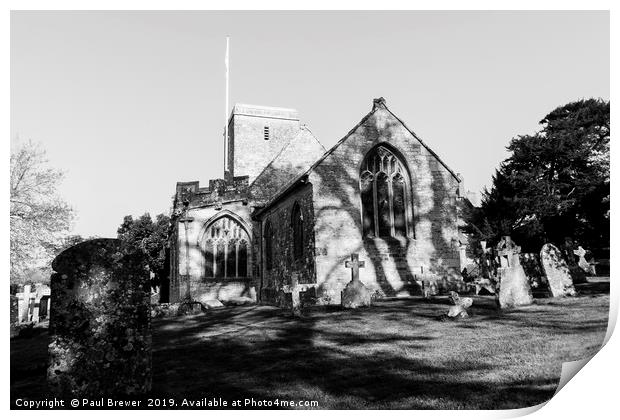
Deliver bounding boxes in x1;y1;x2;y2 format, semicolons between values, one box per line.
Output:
540;243;577;298
17;285;32;323
341;253;372;309
496;236;533;308
48;238;152;397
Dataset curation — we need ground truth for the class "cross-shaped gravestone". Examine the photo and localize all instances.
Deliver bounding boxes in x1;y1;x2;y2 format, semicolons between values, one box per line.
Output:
573;246;594;274
573;246;587;259
345;253;365;283
342;253;372;308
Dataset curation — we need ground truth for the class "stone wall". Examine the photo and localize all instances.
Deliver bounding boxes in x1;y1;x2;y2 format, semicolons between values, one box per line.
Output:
258;183;316;307
169;199;256;305
308;99;462;303
228;104;301;184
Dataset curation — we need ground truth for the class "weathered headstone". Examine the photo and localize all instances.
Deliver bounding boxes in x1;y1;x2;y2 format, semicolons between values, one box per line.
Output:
16;285;33;323
422;278;436;300
204;299;225;309
540;243;577;298
496;236;533;308
38;295;50;320
474;278;495;295
290;272;302;316
341;253;372;309
447;291;473;318
574;246;596;275
10;295;19;337
48;238;152;397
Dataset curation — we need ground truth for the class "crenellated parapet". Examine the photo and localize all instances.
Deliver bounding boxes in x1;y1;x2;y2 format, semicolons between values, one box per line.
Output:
172;176;249;215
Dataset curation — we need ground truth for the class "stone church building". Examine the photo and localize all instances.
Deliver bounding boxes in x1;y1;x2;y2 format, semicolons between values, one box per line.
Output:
168;98;466;307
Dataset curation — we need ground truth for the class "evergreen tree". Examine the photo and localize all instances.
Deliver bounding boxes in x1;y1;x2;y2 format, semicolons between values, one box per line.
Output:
470;98;609;251
117;213;171;291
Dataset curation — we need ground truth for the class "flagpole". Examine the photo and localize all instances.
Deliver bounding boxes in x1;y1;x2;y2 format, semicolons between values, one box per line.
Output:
224;36;230;175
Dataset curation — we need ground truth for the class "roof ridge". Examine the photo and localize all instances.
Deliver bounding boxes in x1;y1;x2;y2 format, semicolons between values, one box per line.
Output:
247;132;299;190
382;105;460;182
300;125;327;152
254;106;379;213
254;99;461;215
249;125;328;191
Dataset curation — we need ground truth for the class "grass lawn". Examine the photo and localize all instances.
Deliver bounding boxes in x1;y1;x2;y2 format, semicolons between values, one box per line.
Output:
11;290;609;409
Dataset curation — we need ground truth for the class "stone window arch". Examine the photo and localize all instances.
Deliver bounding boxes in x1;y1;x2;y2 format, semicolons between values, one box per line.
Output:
264;221;274;270
291;202;304;261
203;215;250;279
360;144;412;238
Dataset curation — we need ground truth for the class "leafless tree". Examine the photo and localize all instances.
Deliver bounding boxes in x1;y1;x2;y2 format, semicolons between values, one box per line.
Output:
10;140;74;284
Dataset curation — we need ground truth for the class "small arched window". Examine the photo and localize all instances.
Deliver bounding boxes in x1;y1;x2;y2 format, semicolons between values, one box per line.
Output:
264;221;273;270
360;145;412;238
292;202;304;261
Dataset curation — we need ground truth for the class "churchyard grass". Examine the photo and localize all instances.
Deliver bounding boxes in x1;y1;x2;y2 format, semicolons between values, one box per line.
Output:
11;290;608;409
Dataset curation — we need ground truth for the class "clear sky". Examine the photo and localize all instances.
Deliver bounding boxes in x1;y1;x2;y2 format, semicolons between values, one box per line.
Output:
10;10;610;238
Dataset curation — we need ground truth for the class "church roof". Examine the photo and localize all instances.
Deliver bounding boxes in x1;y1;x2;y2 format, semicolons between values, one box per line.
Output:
253;98;461;217
248;125;326;204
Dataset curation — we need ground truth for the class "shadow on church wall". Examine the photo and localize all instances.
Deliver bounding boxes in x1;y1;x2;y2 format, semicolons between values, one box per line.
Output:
308;109;460;300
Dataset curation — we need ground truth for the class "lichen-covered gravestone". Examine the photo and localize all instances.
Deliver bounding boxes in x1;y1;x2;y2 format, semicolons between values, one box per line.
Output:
447;291;473;318
496;236;533;308
341;253;372;309
574;246;594;274
540;243;577;298
48;238;152;397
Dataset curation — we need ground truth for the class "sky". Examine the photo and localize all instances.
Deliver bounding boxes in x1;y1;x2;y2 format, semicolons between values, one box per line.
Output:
10;10;610;238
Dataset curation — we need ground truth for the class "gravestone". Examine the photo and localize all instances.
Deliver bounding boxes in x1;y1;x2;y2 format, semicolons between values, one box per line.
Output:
447;291;473;318
474;278;495;295
38;295;50;320
574;246;596;275
48;238;152;397
561;238;587;284
341;253;372;309
10;295;19;337
17;285;33;323
422;278;438;300
540;243;577;298
496;236;533;308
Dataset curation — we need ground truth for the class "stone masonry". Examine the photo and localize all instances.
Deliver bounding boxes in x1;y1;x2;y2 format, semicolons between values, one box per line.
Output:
168;98;465;308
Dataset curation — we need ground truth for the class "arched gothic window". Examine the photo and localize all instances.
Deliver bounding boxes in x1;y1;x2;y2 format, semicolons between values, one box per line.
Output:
203;216;250;278
292;202;304;261
360;145;411;238
264;221;274;270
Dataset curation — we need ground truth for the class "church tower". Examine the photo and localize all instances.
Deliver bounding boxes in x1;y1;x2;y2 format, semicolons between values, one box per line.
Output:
225;104;301;184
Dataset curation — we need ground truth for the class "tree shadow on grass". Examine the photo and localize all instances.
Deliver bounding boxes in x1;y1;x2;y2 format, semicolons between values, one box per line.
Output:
149;303;571;409
10;295;608;409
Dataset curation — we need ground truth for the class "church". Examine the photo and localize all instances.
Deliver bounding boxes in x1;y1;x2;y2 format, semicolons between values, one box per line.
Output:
167;97;467;308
